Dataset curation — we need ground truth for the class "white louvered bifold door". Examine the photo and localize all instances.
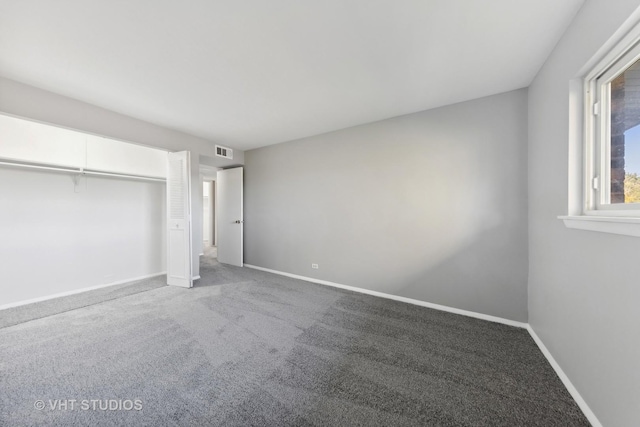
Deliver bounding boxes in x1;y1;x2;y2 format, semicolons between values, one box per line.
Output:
166;151;192;288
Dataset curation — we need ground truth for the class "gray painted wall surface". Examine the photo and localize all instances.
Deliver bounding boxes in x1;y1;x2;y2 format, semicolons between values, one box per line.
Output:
0;77;244;282
528;1;640;426
245;89;528;322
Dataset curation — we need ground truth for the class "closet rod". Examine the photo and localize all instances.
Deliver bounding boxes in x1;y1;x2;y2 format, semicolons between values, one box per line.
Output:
0;160;78;174
0;159;166;182
83;170;165;182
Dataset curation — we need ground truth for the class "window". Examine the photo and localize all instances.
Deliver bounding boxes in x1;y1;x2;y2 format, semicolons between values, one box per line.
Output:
561;14;640;237
590;43;640;213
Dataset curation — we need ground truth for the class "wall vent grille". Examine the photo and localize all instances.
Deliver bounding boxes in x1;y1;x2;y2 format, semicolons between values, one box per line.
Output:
215;145;233;159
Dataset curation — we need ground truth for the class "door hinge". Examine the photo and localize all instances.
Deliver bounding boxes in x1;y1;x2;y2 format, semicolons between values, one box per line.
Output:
593;102;600;116
592;176;600;190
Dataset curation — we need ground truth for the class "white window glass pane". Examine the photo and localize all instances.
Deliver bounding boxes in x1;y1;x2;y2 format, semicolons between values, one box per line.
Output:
610;58;640;203
624;125;640;202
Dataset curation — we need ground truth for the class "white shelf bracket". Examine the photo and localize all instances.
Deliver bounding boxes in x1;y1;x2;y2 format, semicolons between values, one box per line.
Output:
73;168;86;192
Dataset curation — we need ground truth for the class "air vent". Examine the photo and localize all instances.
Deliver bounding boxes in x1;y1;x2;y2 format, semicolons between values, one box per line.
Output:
215;145;233;159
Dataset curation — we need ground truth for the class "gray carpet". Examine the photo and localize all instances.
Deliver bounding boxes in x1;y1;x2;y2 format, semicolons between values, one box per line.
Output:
0;275;166;329
0;256;589;426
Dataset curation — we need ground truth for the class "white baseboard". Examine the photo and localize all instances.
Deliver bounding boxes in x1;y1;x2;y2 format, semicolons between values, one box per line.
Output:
0;271;167;311
243;264;526;328
192;275;201;281
526;325;602;427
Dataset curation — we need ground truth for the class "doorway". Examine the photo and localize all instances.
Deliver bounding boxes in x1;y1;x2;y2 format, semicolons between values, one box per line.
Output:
202;180;217;259
200;164;243;267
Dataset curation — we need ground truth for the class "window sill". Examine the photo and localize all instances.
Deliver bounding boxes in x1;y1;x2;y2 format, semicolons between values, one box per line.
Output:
559;215;640;237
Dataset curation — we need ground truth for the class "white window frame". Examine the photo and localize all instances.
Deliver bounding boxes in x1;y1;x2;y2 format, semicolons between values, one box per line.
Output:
560;11;640;237
588;42;640;214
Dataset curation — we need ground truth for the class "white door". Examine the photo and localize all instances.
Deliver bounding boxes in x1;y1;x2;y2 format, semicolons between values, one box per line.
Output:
166;151;193;287
217;167;243;266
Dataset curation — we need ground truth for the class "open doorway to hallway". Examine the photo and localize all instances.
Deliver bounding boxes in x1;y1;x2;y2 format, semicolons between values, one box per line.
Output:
200;163;243;267
203;180;217;259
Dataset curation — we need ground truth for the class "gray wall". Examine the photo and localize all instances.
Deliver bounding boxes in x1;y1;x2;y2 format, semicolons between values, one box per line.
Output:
0;77;244;282
245;89;528;322
528;1;640;426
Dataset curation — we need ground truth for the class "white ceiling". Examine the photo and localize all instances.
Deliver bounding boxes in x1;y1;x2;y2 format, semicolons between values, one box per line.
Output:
0;0;584;151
